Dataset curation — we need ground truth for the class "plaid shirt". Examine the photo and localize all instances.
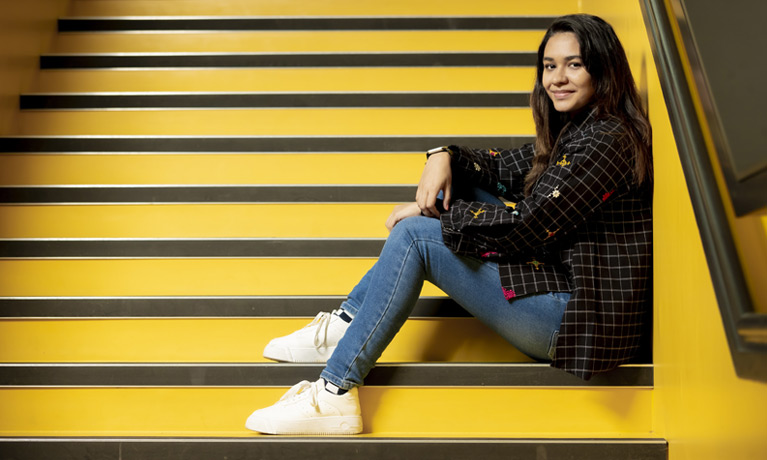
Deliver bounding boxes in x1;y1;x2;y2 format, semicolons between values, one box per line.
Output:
440;109;653;380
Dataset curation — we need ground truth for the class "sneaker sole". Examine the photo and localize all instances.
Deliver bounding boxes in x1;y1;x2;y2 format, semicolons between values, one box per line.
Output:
262;344;336;363
245;415;363;435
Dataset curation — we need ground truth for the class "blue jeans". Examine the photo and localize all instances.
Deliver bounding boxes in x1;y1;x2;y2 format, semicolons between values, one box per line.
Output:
320;190;570;390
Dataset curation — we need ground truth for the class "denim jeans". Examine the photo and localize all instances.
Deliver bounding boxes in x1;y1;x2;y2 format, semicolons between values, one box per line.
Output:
320;190;570;390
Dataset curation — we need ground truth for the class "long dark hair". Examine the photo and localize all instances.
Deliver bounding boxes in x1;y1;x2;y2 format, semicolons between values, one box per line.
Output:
523;14;652;195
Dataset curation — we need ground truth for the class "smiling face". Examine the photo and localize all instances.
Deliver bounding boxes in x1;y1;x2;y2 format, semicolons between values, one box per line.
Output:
542;32;595;114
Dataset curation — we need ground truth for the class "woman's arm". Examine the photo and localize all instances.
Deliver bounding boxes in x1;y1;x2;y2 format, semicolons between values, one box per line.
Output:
415;143;536;217
441;128;635;258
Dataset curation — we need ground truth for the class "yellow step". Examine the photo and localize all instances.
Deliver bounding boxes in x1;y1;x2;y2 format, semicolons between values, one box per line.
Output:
0;204;395;238
0;386;651;437
0;153;423;186
0;259;445;296
53;31;545;54
69;0;579;17
15;108;532;136
33;68;536;93
0;318;527;363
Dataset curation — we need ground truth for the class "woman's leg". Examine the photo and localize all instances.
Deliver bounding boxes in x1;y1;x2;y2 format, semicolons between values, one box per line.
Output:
321;215;568;390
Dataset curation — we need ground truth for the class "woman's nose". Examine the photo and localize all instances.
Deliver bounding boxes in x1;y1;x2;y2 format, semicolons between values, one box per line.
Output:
552;67;568;85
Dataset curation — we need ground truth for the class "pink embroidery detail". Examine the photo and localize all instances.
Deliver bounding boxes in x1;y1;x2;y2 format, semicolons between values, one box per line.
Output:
602;189;615;202
502;287;516;300
481;251;499;258
489;149;500;157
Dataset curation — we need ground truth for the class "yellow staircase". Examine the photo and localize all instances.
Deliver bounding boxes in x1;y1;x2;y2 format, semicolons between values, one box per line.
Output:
0;0;666;457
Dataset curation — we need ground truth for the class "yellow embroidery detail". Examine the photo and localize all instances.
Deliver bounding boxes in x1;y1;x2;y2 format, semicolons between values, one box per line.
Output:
527;259;545;270
508;202;517;209
547;186;561;199
474;162;482;171
556;154;571;167
489;149;500;157
471;209;487;219
546;229;559;239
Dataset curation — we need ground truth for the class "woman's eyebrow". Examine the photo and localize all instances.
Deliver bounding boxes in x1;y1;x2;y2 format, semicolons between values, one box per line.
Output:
542;55;582;61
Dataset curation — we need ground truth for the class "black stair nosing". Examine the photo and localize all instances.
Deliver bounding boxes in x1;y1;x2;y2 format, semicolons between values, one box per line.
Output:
58;16;557;32
0;238;386;258
0;437;670;460
0;363;654;387
39;52;535;69
0;135;534;152
0;296;469;318
19;92;531;109
0;185;417;204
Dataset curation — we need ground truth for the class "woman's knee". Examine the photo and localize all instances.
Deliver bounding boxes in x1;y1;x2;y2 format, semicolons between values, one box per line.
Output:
388;216;440;243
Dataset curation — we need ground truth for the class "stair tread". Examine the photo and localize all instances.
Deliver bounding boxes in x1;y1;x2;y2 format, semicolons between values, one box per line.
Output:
0;362;653;387
57;16;556;32
20;91;531;109
0;135;533;152
0;296;465;318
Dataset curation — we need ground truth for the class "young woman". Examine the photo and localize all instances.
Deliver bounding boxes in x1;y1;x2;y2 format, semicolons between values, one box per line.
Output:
245;14;653;435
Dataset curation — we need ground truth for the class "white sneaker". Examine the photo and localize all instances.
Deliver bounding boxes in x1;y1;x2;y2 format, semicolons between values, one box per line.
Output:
263;309;351;363
245;379;363;435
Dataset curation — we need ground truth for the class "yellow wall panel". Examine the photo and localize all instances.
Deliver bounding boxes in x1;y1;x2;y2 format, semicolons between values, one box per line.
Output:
580;1;767;459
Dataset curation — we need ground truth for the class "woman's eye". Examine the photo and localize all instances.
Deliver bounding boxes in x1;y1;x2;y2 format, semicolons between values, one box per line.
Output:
544;64;556;70
569;62;583;68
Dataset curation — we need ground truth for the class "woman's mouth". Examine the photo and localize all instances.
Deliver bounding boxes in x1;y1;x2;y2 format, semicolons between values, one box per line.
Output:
550;90;574;99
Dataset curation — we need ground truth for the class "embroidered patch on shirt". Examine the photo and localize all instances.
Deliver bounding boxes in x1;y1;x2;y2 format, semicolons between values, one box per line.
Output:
496;182;507;194
481;251;499;258
556;154;571;167
602;189;615;202
474;162;482;171
489;149;500;157
527;259;544;270
547;186;561;199
471;209;486;219
502;287;516;300
546;229;559;239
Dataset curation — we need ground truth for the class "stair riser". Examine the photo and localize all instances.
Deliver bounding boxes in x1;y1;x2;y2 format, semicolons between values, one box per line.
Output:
52;31;545;53
0;318;521;363
0;204;396;238
0;154;422;186
34;68;537;92
0;387;652;436
0;259;448;296
16;108;533;136
68;0;579;16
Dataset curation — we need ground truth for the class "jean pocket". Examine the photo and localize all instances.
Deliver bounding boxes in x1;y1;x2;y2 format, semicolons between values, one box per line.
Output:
547;329;560;360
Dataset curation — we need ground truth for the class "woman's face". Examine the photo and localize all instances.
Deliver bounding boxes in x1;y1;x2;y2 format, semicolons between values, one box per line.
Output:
542;32;595;114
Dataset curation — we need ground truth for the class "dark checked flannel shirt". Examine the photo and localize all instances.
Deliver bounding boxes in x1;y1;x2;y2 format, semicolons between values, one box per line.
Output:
439;109;653;380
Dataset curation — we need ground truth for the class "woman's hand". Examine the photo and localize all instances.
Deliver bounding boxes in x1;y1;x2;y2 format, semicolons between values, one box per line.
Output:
416;151;452;217
385;202;421;232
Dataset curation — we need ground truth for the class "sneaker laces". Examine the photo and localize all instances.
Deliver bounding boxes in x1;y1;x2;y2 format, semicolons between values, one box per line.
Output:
277;380;322;411
306;311;336;350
